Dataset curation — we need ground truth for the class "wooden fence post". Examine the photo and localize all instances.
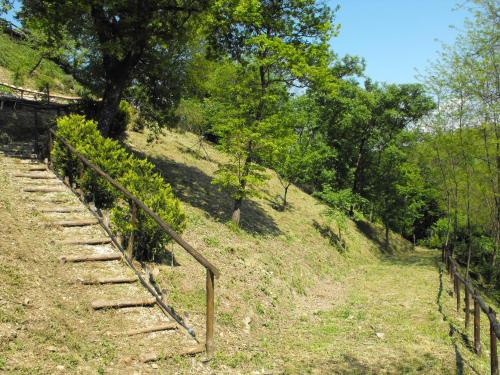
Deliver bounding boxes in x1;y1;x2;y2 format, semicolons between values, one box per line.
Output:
33;110;39;157
47;128;53;166
206;269;215;357
474;297;481;355
127;202;137;260
465;286;470;330
491;308;498;375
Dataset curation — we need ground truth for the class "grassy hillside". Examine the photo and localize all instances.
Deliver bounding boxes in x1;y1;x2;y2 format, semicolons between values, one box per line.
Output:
0;129;497;374
0;32;80;95
122;129;498;374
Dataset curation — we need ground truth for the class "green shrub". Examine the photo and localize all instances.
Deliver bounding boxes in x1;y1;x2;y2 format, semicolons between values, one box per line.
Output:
51;114;186;260
77;137;132;208
51;115;100;183
112;162;186;260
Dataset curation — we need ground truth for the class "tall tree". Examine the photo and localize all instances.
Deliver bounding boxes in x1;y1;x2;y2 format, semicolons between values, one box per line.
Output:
205;0;335;225
18;0;211;136
318;80;435;210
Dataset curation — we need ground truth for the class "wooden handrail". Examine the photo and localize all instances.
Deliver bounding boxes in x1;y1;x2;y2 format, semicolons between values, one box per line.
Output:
48;128;219;355
446;255;500;339
444;250;499;375
49;129;220;276
0;81;82;101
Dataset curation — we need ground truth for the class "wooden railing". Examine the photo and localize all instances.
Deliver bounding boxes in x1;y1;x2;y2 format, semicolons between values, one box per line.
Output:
47;128;220;355
443;248;499;374
0;81;82;104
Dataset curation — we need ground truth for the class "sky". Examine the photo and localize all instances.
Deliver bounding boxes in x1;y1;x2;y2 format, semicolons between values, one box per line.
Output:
329;0;470;84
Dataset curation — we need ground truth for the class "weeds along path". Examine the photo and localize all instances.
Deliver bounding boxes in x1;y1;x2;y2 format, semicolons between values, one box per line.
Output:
0;143;208;374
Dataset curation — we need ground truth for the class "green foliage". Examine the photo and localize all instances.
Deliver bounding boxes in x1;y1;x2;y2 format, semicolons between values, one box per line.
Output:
112;161;186;260
0;32;79;93
416;0;500;288
51;115;185;260
19;0;210;136
109;100;138;138
316;186;367;245
203;0;336;223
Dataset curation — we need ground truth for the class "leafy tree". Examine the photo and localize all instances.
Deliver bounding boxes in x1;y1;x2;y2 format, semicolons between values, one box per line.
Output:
418;0;499;286
367;141;426;250
317;80;435;210
268;95;336;209
205;0;336;225
18;0;211;136
317;186;367;248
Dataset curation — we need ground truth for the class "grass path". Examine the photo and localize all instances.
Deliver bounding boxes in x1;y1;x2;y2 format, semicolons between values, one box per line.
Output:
263;249;496;374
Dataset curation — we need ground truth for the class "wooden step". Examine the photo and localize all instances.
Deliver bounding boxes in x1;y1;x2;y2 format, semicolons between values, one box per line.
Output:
28;166;47;171
14;173;56;179
91;298;157;310
59;253;122;264
59;238;112;245
140;345;205;363
24;187;65;193
78;276;138;285
122;323;177;337
40;207;83;213
53;219;99;227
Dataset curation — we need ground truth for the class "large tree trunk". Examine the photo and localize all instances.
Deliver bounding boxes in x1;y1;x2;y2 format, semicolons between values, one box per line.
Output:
91;4;144;138
99;79;127;138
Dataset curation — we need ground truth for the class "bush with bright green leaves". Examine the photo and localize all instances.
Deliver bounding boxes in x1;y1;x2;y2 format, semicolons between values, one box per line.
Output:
112;160;186;260
51;114;186;260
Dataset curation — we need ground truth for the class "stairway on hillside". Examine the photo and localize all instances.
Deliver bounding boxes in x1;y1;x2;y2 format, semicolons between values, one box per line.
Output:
0;141;205;366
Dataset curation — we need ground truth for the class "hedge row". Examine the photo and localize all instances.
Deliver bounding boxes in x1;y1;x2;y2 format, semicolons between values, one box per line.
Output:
51;114;186;260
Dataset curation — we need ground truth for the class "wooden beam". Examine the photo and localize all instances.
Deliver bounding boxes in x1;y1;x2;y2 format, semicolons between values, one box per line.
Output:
14;174;55;179
28;166;47;171
59;253;121;264
24;187;65;193
140;345;205;363
40;207;83;213
58;238;112;245
122;323;178;337
78;276;137;285
53;219;99;227
91;298;156;310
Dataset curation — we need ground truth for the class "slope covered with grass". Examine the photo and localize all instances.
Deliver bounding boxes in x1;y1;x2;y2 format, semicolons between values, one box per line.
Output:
122;129;498;374
0;32;80;95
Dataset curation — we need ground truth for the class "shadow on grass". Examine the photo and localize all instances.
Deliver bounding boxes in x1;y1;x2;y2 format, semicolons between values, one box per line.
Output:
436;266;481;375
354;220;413;255
129;148;282;237
312;220;346;253
305;351;456;374
382;250;440;268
